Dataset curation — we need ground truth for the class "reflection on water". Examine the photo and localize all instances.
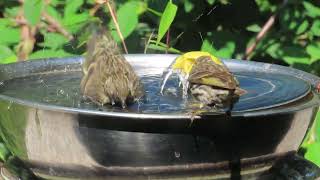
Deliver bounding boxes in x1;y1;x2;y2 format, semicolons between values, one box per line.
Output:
0;71;310;113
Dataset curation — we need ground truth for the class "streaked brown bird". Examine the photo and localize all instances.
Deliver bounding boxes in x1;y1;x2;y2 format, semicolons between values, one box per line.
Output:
80;29;144;108
188;55;245;109
162;51;245;110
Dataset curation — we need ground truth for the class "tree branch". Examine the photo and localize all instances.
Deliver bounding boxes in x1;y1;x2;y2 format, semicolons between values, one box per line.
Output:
105;1;128;54
42;12;73;40
244;0;288;60
244;14;276;59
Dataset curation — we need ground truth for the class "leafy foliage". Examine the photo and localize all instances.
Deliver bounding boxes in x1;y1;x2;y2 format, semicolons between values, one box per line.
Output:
0;0;319;167
156;0;177;44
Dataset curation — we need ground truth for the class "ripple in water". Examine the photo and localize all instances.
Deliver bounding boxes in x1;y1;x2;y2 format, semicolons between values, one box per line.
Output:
0;70;311;113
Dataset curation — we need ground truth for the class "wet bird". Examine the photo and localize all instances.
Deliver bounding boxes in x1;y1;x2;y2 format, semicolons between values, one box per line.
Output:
162;51;245;110
80;29;144;108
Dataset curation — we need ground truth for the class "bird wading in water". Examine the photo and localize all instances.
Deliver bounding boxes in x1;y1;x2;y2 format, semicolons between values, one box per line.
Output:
162;51;246;114
80;28;144;108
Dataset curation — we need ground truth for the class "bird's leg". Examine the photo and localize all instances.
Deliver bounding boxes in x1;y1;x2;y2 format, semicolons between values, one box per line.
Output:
121;99;127;109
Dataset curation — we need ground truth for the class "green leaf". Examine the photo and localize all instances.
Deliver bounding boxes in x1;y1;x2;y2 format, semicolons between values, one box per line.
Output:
156;0;178;44
109;1;140;42
207;0;216;5
4;7;20;18
296;20;309;35
184;0;194;13
0;45;17;64
0;28;20;45
46;5;62;21
304;143;320;167
23;0;43;26
303;1;320;18
201;39;235;58
63;13;90;33
255;0;276;12
280;46;310;65
266;42;281;59
50;0;64;7
0;143;10;162
307;43;320;63
136;1;148;15
201;39;215;54
29;49;73;59
0;18;11;27
246;24;261;32
40;33;68;50
311;20;320;37
64;0;84;18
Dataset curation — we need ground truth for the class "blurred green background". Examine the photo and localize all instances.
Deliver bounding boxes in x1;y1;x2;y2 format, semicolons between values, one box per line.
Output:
0;0;319;167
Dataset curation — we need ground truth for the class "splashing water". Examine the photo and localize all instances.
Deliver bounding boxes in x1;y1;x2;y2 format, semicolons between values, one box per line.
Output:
160;66;190;99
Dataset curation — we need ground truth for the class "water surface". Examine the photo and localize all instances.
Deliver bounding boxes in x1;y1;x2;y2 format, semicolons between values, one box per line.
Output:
0;71;310;113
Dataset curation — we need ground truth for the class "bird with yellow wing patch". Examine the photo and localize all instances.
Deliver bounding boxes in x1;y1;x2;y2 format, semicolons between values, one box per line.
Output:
161;51;246;111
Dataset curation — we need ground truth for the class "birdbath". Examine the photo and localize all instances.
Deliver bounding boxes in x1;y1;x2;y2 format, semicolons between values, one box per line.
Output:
0;54;319;179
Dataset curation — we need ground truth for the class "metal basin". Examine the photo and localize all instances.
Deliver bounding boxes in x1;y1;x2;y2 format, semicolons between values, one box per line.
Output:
0;54;319;179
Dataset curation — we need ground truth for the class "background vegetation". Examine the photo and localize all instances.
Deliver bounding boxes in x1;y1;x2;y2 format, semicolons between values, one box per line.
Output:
0;0;319;167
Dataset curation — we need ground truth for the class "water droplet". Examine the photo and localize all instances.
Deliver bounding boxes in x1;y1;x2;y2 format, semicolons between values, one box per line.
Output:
160;68;173;95
174;151;181;158
7;101;13;110
160;67;189;99
58;89;65;95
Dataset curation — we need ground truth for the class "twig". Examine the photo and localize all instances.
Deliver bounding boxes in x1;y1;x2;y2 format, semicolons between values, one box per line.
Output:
90;4;102;16
16;1;35;61
144;30;155;54
18;23;35;60
244;14;276;59
165;29;170;54
105;1;128;54
42;12;73;40
244;0;289;60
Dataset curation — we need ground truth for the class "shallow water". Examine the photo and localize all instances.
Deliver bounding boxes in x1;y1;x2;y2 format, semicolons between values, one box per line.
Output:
0;71;311;113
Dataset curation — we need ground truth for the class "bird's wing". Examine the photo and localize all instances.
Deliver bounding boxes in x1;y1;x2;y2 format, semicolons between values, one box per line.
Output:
188;56;237;90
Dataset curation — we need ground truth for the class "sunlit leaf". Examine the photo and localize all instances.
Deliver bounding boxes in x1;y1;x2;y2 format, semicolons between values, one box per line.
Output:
305;143;320;167
303;1;320;18
4;7;20;18
296;20;309;35
184;0;194;12
0;19;11;27
280;46;310;65
246;24;261;32
0;28;20;45
157;0;177;44
0;143;10;162
255;0;276;12
0;45;17;64
63;13;90;33
201;39;235;58
24;0;43;26
307;43;320;63
266;42;281;59
50;0;64;7
46;5;62;21
64;0;84;18
207;0;216;5
109;1;140;42
29;49;73;59
40;33;68;50
311;20;320;37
